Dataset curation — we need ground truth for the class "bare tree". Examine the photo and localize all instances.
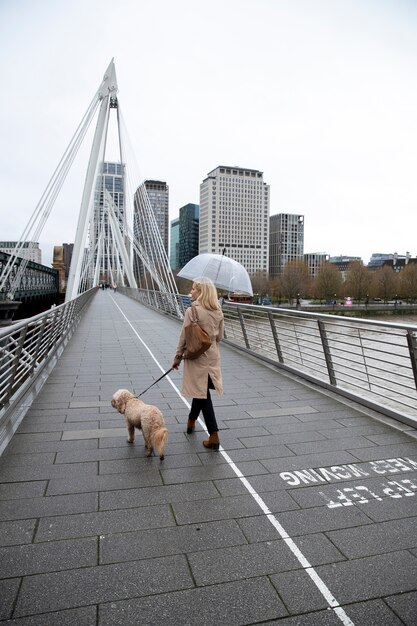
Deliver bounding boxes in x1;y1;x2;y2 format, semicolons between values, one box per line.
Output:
344;261;373;303
250;270;269;297
313;263;343;303
400;263;417;302
280;260;310;302
372;266;399;302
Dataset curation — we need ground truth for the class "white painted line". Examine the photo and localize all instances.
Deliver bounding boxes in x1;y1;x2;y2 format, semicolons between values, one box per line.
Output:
111;296;355;626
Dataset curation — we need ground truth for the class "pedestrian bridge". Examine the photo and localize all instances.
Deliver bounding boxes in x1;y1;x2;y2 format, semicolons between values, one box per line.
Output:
0;290;416;624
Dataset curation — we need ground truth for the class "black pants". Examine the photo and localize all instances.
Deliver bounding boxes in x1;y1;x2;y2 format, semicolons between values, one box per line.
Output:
189;376;218;435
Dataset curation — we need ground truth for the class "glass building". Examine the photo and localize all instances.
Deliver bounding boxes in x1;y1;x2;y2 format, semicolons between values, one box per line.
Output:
170;217;180;270
179;203;199;268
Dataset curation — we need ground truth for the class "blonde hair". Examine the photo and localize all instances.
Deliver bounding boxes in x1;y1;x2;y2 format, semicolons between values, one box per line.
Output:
193;279;221;311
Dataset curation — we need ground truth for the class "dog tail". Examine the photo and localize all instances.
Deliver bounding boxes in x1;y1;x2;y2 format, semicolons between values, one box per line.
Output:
154;427;168;460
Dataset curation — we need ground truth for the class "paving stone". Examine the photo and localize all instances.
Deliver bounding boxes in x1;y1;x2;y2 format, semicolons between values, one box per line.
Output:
248;406;319;418
0;453;56;469
0;519;36;546
356;495;417;522
0;481;47;501
98;453;203;474
61;427;125;440
342;599;405;626
189;539;300;585
385;590;417;626
316;551;417;603
270;568;329;613
0;462;98;483
99;481;220;510
35;504;175;541
172;494;268;525
0;537;97;577
0;605;97;625
14;555;193;617
161;463;237;485
347;442;417;461
260;450;359;472
284;436;378;455
0;578;20;620
98;577;287;626
262;504;371;536
5;438;98;455
327;518;417;558
0;492;97;522
100;519;247;563
46;469;162;496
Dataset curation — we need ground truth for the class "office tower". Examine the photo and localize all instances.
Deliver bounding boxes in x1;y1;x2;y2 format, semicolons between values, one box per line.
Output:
143;180;169;255
133;180;169;285
269;213;304;277
179;203;199;268
170;218;180;270
199;166;270;275
0;241;42;264
93;161;125;280
304;253;329;279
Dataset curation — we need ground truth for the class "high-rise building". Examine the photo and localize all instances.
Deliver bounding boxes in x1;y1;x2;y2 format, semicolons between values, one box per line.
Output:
170;218;180;271
269;213;304;277
179;203;199;268
304;252;329;278
93;161;125;279
143;180;169;255
199;166;269;275
133;180;169;284
0;241;42;264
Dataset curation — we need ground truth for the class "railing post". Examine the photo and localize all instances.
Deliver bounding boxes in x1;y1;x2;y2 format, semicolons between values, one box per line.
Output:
268;311;283;363
6;327;27;400
28;316;48;377
237;307;250;349
406;330;417;392
317;320;337;386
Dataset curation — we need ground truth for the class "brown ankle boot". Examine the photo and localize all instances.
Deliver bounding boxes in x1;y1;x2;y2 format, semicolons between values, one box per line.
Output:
186;419;196;434
202;432;220;450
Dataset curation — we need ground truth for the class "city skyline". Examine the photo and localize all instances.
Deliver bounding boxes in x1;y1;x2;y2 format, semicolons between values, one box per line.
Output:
1;0;416;268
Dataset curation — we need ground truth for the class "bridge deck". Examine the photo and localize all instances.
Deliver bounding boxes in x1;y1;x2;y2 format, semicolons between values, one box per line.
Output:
1;290;416;625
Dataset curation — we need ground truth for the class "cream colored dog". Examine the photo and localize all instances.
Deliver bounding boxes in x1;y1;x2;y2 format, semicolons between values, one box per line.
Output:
111;389;168;460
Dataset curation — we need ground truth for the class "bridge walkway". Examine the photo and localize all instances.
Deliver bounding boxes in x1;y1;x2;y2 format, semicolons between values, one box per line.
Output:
0;290;416;625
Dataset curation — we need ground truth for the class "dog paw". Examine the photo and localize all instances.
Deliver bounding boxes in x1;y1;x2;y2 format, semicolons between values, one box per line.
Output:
159;455;164;461
127;439;134;444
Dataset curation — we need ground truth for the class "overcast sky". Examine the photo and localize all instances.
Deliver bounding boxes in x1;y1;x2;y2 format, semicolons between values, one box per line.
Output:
1;0;416;267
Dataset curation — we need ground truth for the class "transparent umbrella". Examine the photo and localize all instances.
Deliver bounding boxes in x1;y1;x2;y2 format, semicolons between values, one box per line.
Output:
178;253;253;296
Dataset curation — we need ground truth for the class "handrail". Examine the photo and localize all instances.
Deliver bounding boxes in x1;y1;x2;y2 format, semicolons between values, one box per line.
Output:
221;302;417;427
0;288;96;454
120;287;417;427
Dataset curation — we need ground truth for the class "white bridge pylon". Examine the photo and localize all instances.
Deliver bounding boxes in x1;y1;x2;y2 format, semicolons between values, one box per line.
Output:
0;59;180;315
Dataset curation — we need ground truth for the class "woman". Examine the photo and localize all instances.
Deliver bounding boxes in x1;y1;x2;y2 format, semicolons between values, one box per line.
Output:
172;278;224;450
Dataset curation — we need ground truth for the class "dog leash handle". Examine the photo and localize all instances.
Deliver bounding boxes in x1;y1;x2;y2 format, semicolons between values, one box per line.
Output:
136;367;174;398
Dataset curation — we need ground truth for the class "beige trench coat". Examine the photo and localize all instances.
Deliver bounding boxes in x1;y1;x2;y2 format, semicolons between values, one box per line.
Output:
175;302;224;399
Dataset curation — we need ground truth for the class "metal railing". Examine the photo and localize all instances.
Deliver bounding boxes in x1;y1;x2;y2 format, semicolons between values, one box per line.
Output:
117;286;186;319
0;288;96;454
221;302;417;427
120;288;417;427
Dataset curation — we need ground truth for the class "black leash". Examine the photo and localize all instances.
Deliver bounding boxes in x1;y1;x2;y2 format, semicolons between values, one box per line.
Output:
135;368;174;398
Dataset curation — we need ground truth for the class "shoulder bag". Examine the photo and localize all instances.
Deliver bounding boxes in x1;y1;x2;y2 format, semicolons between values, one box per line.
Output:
183;306;212;360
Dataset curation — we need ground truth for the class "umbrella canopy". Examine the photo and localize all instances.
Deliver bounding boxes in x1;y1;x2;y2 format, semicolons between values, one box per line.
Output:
178;253;253;296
